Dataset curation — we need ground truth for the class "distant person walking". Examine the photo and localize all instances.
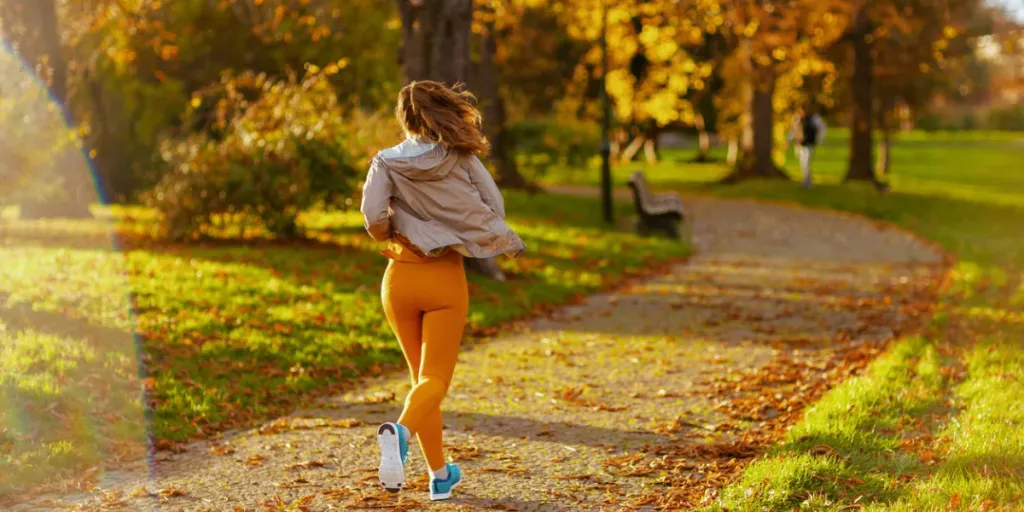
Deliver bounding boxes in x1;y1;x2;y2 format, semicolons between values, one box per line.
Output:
789;105;827;188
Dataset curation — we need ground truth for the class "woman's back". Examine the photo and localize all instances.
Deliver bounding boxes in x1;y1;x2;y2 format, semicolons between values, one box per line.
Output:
362;136;525;260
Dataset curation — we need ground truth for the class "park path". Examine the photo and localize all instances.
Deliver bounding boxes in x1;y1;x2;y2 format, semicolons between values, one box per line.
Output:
30;195;946;511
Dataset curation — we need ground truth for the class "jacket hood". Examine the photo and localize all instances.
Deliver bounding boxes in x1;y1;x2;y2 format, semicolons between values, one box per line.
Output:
377;137;459;181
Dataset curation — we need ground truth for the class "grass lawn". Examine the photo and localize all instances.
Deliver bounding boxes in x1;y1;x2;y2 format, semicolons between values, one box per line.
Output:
0;191;689;493
551;130;1024;510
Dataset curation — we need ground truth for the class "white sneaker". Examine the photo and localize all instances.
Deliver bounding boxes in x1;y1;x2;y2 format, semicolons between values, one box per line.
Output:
376;422;408;493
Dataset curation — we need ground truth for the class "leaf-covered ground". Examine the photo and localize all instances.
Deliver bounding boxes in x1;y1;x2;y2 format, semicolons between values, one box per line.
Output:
554;131;1024;510
15;195;944;511
0;192;688;497
693;186;1024;510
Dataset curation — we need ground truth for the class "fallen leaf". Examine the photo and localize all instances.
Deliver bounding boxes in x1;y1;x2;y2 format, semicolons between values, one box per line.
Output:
157;487;186;498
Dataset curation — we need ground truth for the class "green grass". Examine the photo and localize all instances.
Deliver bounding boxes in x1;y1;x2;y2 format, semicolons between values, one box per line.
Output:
550;128;1024;210
0;190;689;493
549;130;1024;510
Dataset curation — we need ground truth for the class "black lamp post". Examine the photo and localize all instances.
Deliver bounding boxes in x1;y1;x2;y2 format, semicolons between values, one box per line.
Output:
599;0;614;225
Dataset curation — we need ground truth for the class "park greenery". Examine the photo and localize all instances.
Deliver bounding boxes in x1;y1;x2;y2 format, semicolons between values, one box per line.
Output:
0;0;1022;508
0;0;1020;219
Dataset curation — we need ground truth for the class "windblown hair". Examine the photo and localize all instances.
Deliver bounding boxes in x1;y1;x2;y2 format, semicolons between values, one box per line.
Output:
395;80;490;156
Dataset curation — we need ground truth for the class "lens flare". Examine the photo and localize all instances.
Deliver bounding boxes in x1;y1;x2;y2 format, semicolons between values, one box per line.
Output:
0;41;152;503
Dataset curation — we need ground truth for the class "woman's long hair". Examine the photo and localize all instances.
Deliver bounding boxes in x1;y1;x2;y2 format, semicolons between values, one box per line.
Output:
395;80;490;156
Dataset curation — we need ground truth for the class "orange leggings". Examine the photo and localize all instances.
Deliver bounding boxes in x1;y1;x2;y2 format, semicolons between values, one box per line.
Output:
381;242;468;471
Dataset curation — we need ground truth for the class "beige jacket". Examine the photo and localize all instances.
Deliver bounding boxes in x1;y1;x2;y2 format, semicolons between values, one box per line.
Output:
360;138;526;259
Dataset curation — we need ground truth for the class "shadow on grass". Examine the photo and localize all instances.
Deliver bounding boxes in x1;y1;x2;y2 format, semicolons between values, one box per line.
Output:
939;453;1024;481
0;298;134;351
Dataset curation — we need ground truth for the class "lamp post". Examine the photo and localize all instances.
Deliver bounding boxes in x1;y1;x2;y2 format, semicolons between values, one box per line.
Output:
599;0;613;225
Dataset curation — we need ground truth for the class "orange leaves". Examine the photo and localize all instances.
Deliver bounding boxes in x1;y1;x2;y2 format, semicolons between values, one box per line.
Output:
153;439;187;453
551;384;627;412
156;486;187;499
353;392;396;406
556;385;585;403
261;494;315;512
603;453;657;477
282;460;327;471
159;44;179;61
898;433;943;465
447;444;482;461
257;417;364;435
947;493;963;511
209;443;236;456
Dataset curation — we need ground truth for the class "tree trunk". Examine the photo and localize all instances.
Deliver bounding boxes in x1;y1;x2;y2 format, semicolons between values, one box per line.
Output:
750;81;775;176
727;137;739;166
739;40;754;157
396;0;472;85
620;133;646;163
723;66;787;182
694;113;712;162
477;17;530;190
3;0;92;218
845;9;877;183
643;125;659;164
35;0;66;105
877;96;893;179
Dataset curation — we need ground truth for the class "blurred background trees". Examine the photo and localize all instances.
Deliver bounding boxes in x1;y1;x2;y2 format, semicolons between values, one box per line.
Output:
0;0;1020;235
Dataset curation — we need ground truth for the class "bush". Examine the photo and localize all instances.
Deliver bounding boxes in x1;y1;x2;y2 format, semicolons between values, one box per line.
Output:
508;118;601;180
917;105;1024;132
989;105;1024;131
146;69;358;240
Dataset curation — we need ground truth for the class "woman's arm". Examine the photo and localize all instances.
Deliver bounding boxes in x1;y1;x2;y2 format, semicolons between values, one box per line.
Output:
468;155;506;219
360;157;393;241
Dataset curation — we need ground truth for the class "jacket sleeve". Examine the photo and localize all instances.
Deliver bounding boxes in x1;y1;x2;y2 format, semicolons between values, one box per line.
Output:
360;157;393;241
468;155;506;219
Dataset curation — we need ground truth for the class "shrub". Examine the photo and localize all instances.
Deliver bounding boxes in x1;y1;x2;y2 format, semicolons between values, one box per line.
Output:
917;105;1024;132
146;69;358;240
508;118;601;180
989;105;1024;131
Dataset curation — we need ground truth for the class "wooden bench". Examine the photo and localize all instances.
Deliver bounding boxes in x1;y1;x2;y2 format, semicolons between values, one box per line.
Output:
627;171;685;238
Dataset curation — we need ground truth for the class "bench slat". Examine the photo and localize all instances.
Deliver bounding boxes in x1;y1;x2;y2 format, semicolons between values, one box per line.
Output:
629;171;684;216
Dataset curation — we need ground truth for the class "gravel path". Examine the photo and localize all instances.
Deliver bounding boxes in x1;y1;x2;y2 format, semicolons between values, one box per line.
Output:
24;196;946;511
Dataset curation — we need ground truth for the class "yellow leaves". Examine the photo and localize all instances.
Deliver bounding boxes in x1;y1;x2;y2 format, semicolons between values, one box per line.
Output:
667;74;690;93
323;58;350;76
638;24;664;48
644;91;682;125
743;19;760;38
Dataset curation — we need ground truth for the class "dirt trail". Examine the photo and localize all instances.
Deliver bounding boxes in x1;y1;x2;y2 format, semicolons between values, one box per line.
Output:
21;196;945;511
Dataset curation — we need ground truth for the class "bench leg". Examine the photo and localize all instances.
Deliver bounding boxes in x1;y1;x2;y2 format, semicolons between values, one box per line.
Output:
637;219;651;236
664;219;680;239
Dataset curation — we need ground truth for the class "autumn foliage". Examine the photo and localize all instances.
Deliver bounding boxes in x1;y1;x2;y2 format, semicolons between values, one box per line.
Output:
146;68;359;240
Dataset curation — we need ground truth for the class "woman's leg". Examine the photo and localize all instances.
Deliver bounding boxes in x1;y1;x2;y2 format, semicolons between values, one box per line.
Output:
382;263;423;387
381;282;446;469
397;301;468;471
798;145;813;187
